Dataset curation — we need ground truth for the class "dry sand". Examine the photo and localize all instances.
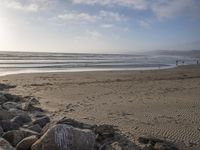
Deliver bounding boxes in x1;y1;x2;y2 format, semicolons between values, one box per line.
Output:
1;65;200;149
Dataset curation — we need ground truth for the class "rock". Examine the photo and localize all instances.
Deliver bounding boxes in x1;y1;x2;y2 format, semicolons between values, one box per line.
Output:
154;142;179;150
0;137;16;150
57;117;94;129
11;115;32;126
8;109;29;117
0;93;8;104
100;142;122;150
23;97;40;111
28;97;40;105
141;144;154;150
94;125;116;142
16;135;38;150
31;124;95;150
3;93;21;102
2;102;22;110
0;83;16;90
0;120;20;132
33;116;50;128
138;137;164;145
27;124;42;133
0;126;3;136
0;110;15;120
2;129;39;146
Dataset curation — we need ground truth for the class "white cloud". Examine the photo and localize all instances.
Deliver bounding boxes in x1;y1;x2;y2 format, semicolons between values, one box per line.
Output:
73;0;148;10
0;0;55;12
100;24;114;28
58;13;98;23
139;19;153;29
86;30;102;38
57;10;126;23
72;0;200;20
152;0;200;20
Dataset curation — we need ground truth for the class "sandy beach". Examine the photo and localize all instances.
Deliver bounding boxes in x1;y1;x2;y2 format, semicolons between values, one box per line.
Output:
1;65;200;149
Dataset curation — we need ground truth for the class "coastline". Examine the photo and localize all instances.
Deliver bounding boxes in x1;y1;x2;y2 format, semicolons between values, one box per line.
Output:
1;65;200;149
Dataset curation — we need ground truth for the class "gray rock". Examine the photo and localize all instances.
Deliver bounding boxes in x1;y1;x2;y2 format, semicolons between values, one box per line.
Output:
154;142;179;150
31;124;95;150
138;137;164;145
2;102;22;110
11;115;32;126
100;142;122;150
27;124;42;133
0;93;8;104
0;126;3;136
2;128;39;146
8;109;29;117
23;97;40;111
0;137;16;150
0;83;16;90
95;124;116;142
0;110;15;120
3;93;21;102
33;116;50;128
16;135;38;150
57;117;94;129
0;120;20;132
28;97;40;105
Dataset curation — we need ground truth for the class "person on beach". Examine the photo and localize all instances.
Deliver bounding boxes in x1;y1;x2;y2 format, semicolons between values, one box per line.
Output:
182;61;185;65
176;60;178;66
197;60;199;65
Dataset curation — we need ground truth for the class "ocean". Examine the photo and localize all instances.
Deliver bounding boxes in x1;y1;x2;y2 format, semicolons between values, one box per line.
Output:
0;51;198;76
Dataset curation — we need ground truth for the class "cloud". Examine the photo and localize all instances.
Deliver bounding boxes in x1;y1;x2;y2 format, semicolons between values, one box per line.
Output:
86;30;102;38
139;19;153;29
152;0;200;20
57;10;126;23
72;0;200;20
100;24;114;28
72;0;148;10
58;13;98;23
0;0;55;12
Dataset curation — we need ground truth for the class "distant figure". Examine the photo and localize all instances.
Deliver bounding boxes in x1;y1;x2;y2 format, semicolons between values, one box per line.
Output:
176;60;178;66
197;60;199;65
182;61;185;65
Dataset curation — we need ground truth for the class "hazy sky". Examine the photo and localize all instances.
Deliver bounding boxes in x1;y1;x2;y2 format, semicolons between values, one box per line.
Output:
0;0;200;53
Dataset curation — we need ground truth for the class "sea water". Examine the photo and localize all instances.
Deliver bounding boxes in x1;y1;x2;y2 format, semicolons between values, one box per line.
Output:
0;51;197;76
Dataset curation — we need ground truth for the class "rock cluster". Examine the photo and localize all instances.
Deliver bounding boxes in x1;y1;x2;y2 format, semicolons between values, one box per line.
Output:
0;91;179;150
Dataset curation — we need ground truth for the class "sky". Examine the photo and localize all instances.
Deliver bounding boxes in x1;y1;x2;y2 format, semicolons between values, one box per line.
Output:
0;0;200;54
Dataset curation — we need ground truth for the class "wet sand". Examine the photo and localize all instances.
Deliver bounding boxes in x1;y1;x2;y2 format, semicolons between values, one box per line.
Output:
1;65;200;149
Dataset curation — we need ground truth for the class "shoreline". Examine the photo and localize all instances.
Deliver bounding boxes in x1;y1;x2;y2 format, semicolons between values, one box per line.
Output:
1;65;200;149
0;64;177;77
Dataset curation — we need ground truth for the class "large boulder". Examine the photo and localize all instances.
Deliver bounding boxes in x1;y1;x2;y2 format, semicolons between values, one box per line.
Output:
11;115;32;126
8;109;29;118
32;116;50;128
2;129;39;146
94;124;116;142
0;93;8;104
3;93;21;102
23;97;40;111
0;137;15;150
2;102;22;110
0;110;15;120
0;120;20;132
16;135;38;150
31;124;95;150
0;126;3;136
57;117;94;129
27;124;42;133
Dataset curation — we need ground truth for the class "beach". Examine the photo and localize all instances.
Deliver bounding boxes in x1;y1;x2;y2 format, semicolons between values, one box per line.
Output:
1;65;200;149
